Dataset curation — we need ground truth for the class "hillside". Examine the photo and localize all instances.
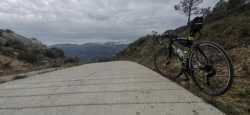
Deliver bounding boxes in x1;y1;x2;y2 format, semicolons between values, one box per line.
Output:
115;1;250;115
0;29;66;76
51;42;127;62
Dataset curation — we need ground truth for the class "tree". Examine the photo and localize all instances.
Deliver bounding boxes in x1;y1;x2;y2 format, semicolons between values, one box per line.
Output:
174;0;205;24
200;7;211;17
46;48;65;59
213;0;227;12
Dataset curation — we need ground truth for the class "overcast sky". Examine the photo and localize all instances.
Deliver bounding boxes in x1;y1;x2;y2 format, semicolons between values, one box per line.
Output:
0;0;219;45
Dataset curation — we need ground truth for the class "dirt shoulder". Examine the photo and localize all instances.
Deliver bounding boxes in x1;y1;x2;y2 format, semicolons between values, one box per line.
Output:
0;67;62;84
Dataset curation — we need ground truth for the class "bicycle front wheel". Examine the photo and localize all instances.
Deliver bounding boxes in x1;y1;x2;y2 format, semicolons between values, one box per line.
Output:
154;48;183;80
189;42;234;96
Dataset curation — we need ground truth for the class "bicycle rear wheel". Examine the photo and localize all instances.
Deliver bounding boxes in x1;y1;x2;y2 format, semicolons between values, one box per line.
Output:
189;42;234;96
154;48;183;80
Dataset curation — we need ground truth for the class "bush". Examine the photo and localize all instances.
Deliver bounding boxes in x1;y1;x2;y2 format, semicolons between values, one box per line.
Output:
11;41;26;51
5;29;14;33
64;56;80;64
46;48;65;59
17;50;40;64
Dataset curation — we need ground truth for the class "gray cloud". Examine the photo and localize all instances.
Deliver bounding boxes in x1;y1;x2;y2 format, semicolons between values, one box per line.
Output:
0;0;219;45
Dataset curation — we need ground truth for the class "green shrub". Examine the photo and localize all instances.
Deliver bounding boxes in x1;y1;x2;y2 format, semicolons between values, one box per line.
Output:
46;48;65;59
64;56;80;64
17;50;40;64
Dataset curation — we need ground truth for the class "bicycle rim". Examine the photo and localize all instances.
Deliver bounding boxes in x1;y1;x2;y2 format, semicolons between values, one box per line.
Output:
189;42;234;96
154;48;183;79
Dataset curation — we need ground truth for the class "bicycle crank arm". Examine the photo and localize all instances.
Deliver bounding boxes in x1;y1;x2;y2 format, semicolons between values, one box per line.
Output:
205;69;216;86
206;69;216;78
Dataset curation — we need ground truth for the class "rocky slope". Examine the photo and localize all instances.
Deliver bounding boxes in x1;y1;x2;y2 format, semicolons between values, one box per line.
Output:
115;1;250;115
0;29;65;76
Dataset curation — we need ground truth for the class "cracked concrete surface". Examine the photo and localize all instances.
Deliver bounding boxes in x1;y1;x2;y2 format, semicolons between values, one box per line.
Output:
0;61;224;115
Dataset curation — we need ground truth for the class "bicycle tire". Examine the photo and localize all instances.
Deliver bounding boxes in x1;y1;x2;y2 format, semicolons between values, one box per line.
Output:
189;41;234;96
154;48;183;80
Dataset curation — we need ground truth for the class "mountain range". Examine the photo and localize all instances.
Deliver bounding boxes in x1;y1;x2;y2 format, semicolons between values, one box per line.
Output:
51;42;128;61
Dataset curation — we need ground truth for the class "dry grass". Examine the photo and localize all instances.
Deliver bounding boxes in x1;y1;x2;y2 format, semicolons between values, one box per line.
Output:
116;41;250;115
115;7;250;114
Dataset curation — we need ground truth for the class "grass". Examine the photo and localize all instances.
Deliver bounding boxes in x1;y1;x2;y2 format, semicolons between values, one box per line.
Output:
116;39;250;115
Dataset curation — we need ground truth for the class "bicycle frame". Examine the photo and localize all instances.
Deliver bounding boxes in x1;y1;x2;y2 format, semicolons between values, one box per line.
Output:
162;37;191;78
154;18;234;96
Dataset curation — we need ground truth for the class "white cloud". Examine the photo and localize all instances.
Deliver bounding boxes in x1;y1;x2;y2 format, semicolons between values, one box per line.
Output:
0;0;219;45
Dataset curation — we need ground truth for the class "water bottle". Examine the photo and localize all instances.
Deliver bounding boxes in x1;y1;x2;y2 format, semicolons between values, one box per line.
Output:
176;48;184;59
174;46;188;63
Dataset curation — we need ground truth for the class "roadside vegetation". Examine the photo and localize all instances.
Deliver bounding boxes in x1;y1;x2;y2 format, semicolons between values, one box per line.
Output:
0;29;80;76
115;0;250;114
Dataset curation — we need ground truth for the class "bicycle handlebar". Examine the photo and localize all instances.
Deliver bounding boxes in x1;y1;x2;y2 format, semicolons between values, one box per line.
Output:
153;33;179;45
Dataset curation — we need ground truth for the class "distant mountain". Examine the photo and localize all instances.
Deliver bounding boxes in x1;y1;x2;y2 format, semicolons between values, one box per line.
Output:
50;42;128;61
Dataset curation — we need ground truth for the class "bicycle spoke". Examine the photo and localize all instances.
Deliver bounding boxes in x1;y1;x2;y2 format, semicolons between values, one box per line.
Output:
154;48;183;79
189;42;233;96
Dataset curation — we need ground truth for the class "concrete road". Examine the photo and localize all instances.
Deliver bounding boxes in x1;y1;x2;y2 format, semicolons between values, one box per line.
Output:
0;61;224;115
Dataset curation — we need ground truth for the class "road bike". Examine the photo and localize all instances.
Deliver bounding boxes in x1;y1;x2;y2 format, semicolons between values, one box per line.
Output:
153;18;234;96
